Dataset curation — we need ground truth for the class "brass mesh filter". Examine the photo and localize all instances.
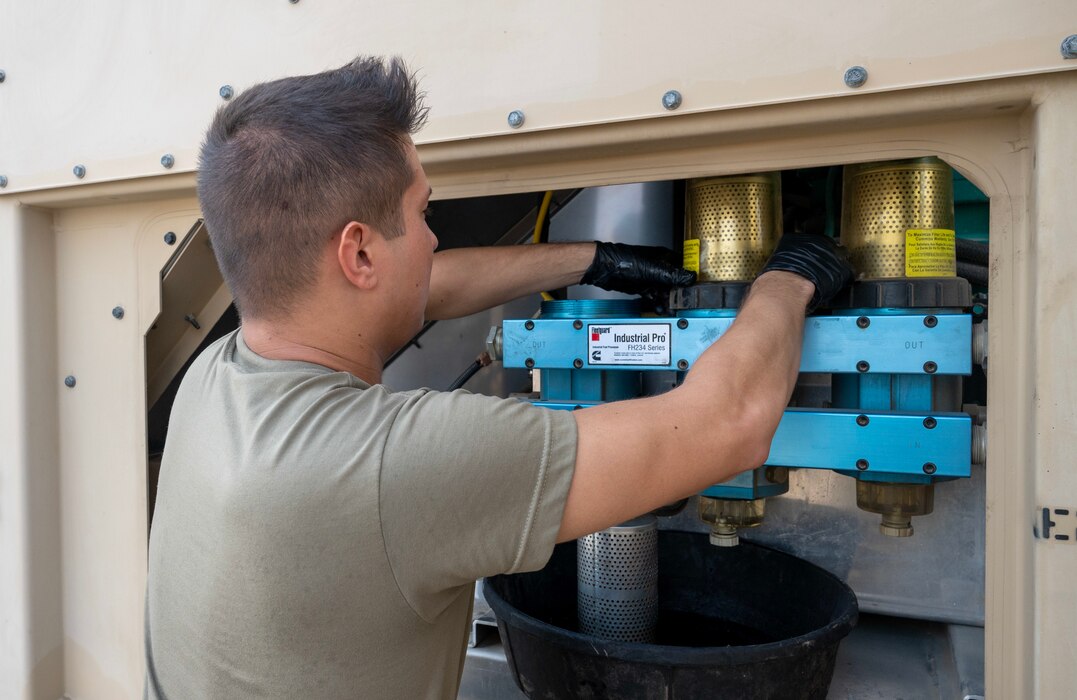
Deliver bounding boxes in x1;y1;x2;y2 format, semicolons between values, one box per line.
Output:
840;157;955;279
685;173;782;282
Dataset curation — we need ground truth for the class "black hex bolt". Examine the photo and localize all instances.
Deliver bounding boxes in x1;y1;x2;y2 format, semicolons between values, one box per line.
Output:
856;316;870;329
923;416;937;429
922;462;937;475
573;358;584;369
524;320;535;331
677;318;689;329
524;358;535;369
923;361;938;374
163;231;177;245
856;414;870;427
572;319;583;330
856;360;870;373
856;459;869;471
64;375;76;388
112;306;125;320
677;359;690;371
924;315;938;328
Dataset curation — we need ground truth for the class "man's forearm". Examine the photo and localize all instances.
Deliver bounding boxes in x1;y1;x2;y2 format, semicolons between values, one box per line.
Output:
425;243;595;320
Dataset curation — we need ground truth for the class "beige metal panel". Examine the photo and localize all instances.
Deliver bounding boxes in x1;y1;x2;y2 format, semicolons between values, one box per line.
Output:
1;0;1075;193
0;201;64;700
1028;87;1077;700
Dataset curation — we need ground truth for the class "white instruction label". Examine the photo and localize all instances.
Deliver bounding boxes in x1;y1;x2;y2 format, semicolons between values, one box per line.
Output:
587;323;671;366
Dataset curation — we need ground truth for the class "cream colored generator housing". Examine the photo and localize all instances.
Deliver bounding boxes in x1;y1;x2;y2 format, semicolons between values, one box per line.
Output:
1;2;1076;698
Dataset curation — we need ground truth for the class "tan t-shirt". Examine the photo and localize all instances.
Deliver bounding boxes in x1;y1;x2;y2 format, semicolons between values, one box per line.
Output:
144;330;577;699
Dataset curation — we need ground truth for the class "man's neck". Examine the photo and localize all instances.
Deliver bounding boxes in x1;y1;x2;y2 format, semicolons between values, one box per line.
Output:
241;316;385;385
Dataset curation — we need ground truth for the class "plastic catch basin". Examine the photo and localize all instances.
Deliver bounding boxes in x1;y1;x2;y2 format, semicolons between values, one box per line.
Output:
484;530;858;699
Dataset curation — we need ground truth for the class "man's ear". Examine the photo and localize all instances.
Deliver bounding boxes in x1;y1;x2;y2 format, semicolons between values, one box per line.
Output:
337;221;379;290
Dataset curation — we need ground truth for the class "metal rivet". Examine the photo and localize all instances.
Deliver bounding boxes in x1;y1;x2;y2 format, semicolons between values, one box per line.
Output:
524;358;535;369
524;320;535;331
856;414;869;427
856;459;869;471
0;70;5;83
924;315;938;328
923;416;937;429
844;66;868;88
1061;34;1077;59
856;360;870;373
573;358;584;369
163;231;177;245
572;319;583;330
73;164;86;179
0;175;7;188
923;462;937;475
112;306;125;320
856;316;870;329
507;110;525;129
160;154;175;169
923;361;938;374
677;318;689;329
64;375;77;388
219;84;234;100
677;359;690;371
661;90;682;111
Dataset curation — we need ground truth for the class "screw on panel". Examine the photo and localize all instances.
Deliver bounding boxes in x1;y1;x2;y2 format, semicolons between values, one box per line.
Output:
112;306;125;320
524;319;535;330
677;359;690;371
573;358;584;369
856;459;869;471
856;316;870;329
525;358;535;369
507;110;525;129
0;175;7;188
856;360;870;373
73;164;86;179
163;231;177;245
661;90;682;111
0;69;5;83
161;154;175;169
219;84;234;100
1062;35;1077;59
843;66;868;88
922;462;937;475
677;318;689;329
923;315;938;328
64;375;77;388
923;416;937;429
923;361;938;374
573;319;583;330
856;414;869;427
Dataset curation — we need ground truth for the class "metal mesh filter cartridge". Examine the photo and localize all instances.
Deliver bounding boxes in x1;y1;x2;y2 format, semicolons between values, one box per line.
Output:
577;515;658;643
685;173;783;282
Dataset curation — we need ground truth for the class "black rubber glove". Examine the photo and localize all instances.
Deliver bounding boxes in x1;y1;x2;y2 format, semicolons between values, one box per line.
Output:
759;234;854;312
580;242;697;297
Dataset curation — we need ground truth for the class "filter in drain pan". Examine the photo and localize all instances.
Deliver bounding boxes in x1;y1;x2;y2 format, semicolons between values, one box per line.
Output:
577;515;658;643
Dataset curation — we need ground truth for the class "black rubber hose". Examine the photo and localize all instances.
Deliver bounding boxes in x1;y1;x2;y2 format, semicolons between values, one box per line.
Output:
957;260;989;287
956;238;989;266
449;358;489;391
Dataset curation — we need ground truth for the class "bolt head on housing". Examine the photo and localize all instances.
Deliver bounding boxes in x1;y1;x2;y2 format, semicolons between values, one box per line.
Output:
661;90;682;110
73;164;86;179
843;66;868;88
160;154;175;169
507;110;525;129
1061;34;1077;59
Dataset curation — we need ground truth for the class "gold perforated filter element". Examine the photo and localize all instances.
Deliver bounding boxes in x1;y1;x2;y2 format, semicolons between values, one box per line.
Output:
841;157;955;279
686;173;782;282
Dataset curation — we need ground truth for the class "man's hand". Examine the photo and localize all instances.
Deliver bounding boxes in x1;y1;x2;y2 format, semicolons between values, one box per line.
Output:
759;234;854;312
580;242;696;298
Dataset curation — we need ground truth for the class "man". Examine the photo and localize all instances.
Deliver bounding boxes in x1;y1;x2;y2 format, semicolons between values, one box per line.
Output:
144;56;851;698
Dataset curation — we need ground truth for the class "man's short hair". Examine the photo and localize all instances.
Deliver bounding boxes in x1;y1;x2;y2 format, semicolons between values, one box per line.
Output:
197;56;428;319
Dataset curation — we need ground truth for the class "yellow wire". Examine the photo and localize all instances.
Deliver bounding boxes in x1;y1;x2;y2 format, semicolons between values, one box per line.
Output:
534;191;556;302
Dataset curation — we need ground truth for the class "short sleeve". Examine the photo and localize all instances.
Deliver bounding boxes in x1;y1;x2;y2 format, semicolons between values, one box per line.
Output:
379;389;577;621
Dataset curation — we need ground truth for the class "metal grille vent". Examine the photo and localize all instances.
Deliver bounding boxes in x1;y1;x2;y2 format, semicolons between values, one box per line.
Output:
577;516;658;643
841;158;954;279
686;173;782;282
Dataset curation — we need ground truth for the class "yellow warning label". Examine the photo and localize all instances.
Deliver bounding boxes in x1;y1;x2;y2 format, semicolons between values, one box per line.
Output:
683;239;700;274
905;229;956;277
